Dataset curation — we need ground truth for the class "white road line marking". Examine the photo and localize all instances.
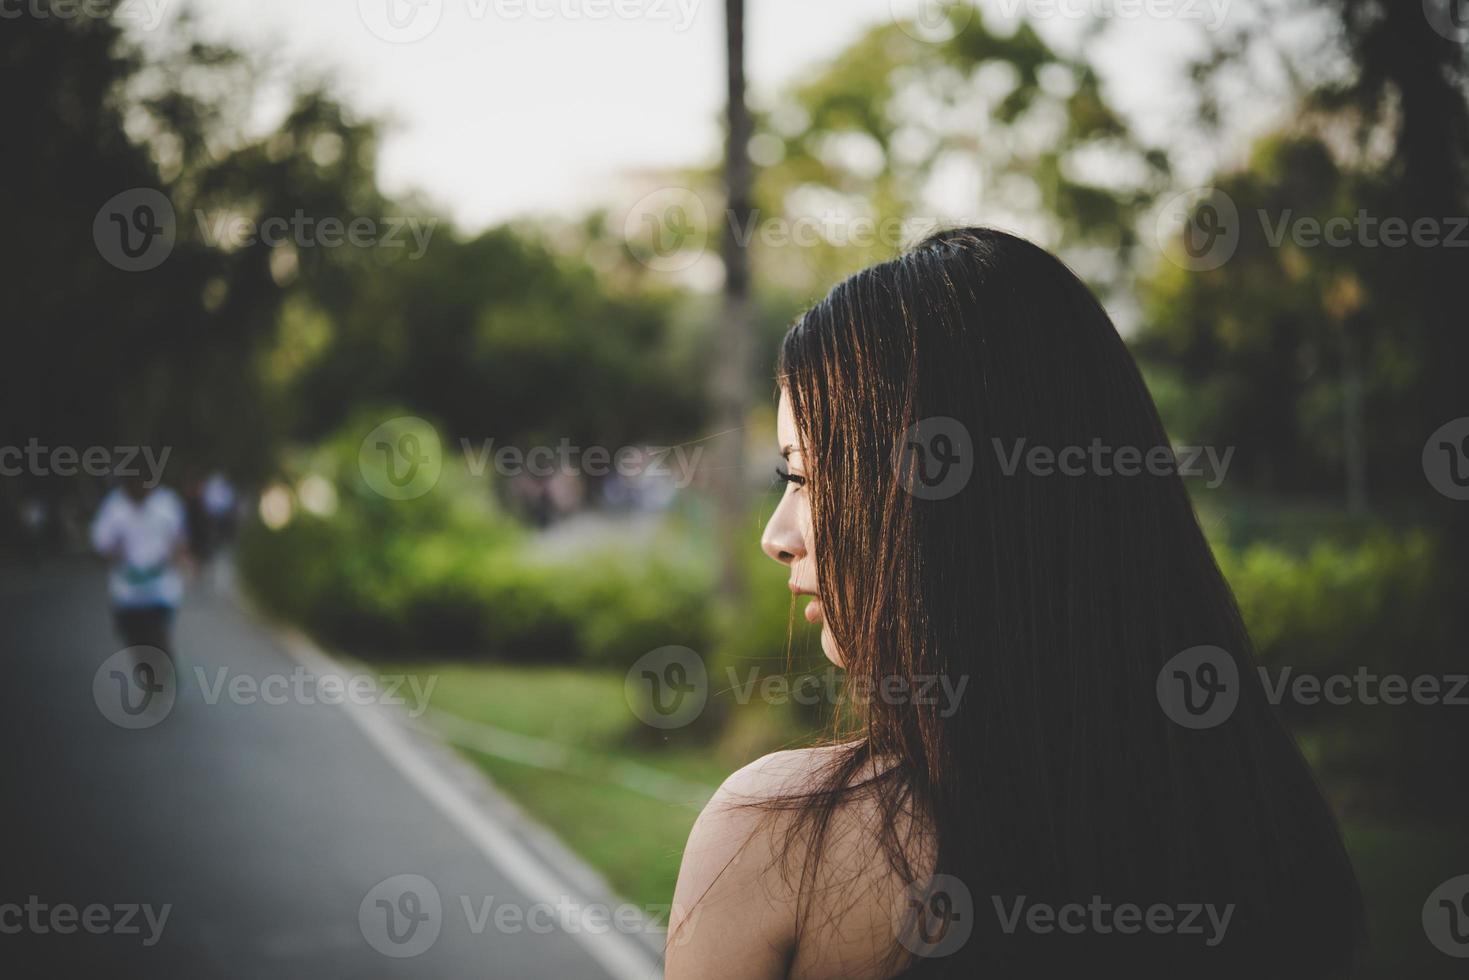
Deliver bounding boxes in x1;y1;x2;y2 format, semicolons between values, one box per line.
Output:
274;631;663;980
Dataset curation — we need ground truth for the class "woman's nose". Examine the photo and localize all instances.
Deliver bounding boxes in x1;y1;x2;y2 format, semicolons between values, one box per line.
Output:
760;501;805;566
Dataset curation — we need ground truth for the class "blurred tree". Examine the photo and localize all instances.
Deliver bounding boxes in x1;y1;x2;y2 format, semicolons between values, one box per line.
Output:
1156;0;1469;501
293;226;706;451
0;4;383;482
1;3;707;515
1146;0;1469;818
1136;135;1424;496
746;8;1169;299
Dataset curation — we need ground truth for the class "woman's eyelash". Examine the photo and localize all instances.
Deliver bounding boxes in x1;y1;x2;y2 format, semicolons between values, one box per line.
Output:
775;466;807;488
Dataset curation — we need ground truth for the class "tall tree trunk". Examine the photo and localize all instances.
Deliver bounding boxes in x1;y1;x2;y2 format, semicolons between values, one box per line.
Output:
714;0;754;599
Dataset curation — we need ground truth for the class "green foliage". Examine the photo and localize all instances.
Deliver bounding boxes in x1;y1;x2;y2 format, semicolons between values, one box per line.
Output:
1213;527;1443;804
293;227;708;452
747;11;1168;296
1139;4;1469;500
1216;529;1437;673
239;415;713;664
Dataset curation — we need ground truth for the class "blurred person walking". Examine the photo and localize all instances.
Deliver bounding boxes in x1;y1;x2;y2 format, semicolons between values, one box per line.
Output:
19;493;49;565
90;474;190;654
201;470;237;548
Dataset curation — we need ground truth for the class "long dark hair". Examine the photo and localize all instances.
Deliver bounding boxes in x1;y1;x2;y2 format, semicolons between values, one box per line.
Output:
771;227;1364;977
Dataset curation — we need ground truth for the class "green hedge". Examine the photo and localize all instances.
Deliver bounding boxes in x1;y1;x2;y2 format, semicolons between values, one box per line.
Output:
241;507;715;665
238;414;714;665
1215;529;1437;673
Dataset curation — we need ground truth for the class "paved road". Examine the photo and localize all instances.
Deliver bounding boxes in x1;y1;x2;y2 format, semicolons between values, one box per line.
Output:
0;557;661;978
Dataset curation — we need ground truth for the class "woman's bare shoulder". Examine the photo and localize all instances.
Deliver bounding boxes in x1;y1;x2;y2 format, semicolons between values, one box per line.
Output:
714;743;860;804
665;750;825;977
668;745;932;979
675;744;856;901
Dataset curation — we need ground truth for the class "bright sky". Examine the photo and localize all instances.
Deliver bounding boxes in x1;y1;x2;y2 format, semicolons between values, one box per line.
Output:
137;0;1281;234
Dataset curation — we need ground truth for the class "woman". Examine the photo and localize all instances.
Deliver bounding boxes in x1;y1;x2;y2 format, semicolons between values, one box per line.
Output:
667;228;1365;978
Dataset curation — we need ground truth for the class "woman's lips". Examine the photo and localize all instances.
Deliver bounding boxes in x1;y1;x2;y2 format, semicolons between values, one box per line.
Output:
803;597;824;625
789;584;824;625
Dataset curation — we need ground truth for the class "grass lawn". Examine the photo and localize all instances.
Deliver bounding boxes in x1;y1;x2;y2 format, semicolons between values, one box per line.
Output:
393;663;735;913
397;662;1468;974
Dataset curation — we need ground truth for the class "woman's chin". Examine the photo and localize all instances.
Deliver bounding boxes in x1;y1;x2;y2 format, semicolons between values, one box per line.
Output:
820;629;844;668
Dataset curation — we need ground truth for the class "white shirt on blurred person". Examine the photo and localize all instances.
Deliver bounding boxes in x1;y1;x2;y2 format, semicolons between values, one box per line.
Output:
90;484;188;610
